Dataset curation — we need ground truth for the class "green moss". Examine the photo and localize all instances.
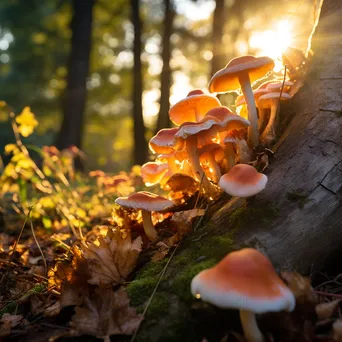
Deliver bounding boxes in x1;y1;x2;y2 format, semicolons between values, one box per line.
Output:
127;277;158;306
229;202;279;229
286;190;309;208
172;258;216;302
145;292;169;318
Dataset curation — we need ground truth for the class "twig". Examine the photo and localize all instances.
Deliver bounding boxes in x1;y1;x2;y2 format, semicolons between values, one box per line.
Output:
194;173;205;209
130;243;180;342
9;208;31;259
314;290;342;299
29;208;47;274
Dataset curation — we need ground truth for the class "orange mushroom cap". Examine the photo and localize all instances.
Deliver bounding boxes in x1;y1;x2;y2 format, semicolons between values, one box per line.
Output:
173;116;222;146
258;91;291;107
235;89;270;107
149;128;183;154
209;56;275;94
191;248;295;314
115;191;173;212
140;162;169;186
169;89;221;125
205;106;250;131
218;164;267;197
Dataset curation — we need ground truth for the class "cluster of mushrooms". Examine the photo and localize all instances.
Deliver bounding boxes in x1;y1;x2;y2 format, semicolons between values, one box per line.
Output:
114;55;297;341
115;55;293;242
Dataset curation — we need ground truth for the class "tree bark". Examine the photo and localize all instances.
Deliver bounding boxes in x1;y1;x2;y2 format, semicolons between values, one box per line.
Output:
56;0;95;154
154;0;175;134
214;0;342;273
131;0;148;165
210;0;226;78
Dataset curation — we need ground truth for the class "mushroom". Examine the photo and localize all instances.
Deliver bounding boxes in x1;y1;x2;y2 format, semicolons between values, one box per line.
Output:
173;116;222;195
198;143;225;183
149;127;183;154
258;92;291;146
222;131;237;170
266;80;293;93
140;162;169;186
219;164;267;197
169;89;221;125
209;56;274;147
191;248;296;342
115;191;173;242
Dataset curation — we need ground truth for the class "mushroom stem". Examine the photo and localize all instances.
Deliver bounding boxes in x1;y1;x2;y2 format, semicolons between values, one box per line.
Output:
257;106;267;134
224;142;236;170
236;138;252;164
238;72;259;147
186;135;217;195
240;310;265;342
207;154;221;183
260;100;278;146
141;209;158;242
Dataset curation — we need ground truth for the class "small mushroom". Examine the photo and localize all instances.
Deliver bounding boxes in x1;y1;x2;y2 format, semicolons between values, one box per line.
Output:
191;248;296;342
209;56;274;147
173;116;222;195
258;92;291;146
140;162;169;186
266;80;293;93
169;89;221;125
219;164;267;197
222;131;237;170
149;127;183;154
115;191;173;242
198;143;224;183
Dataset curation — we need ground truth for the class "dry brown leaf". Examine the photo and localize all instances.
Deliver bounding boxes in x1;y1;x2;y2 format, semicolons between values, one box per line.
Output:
151;241;170;262
281;271;317;304
333;319;342;341
0;314;24;337
80;228;142;285
316;300;341;321
170;209;205;238
70;287;143;339
48;246;90;308
44;300;61;317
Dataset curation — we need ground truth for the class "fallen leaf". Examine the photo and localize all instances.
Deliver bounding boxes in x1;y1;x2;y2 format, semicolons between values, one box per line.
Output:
48;246;90;308
0;314;24;337
281;271;317;304
70;287;143;339
80;228;142;285
316;300;341;321
170;209;205;238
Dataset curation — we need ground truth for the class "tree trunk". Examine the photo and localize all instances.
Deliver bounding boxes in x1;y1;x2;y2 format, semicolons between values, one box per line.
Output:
210;0;226;78
129;0;342;340
131;0;148;165
154;0;175;134
56;0;95;153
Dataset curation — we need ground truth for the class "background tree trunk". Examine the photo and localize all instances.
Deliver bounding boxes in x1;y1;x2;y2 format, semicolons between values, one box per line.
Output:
131;0;148;165
56;0;95;153
210;0;226;78
155;0;175;134
129;0;342;340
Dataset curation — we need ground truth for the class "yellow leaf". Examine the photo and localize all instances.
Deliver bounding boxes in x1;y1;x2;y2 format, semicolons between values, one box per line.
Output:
16;107;38;137
4;144;19;155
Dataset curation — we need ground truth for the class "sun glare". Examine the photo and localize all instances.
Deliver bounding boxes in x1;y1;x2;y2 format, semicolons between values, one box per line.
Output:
249;20;293;71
